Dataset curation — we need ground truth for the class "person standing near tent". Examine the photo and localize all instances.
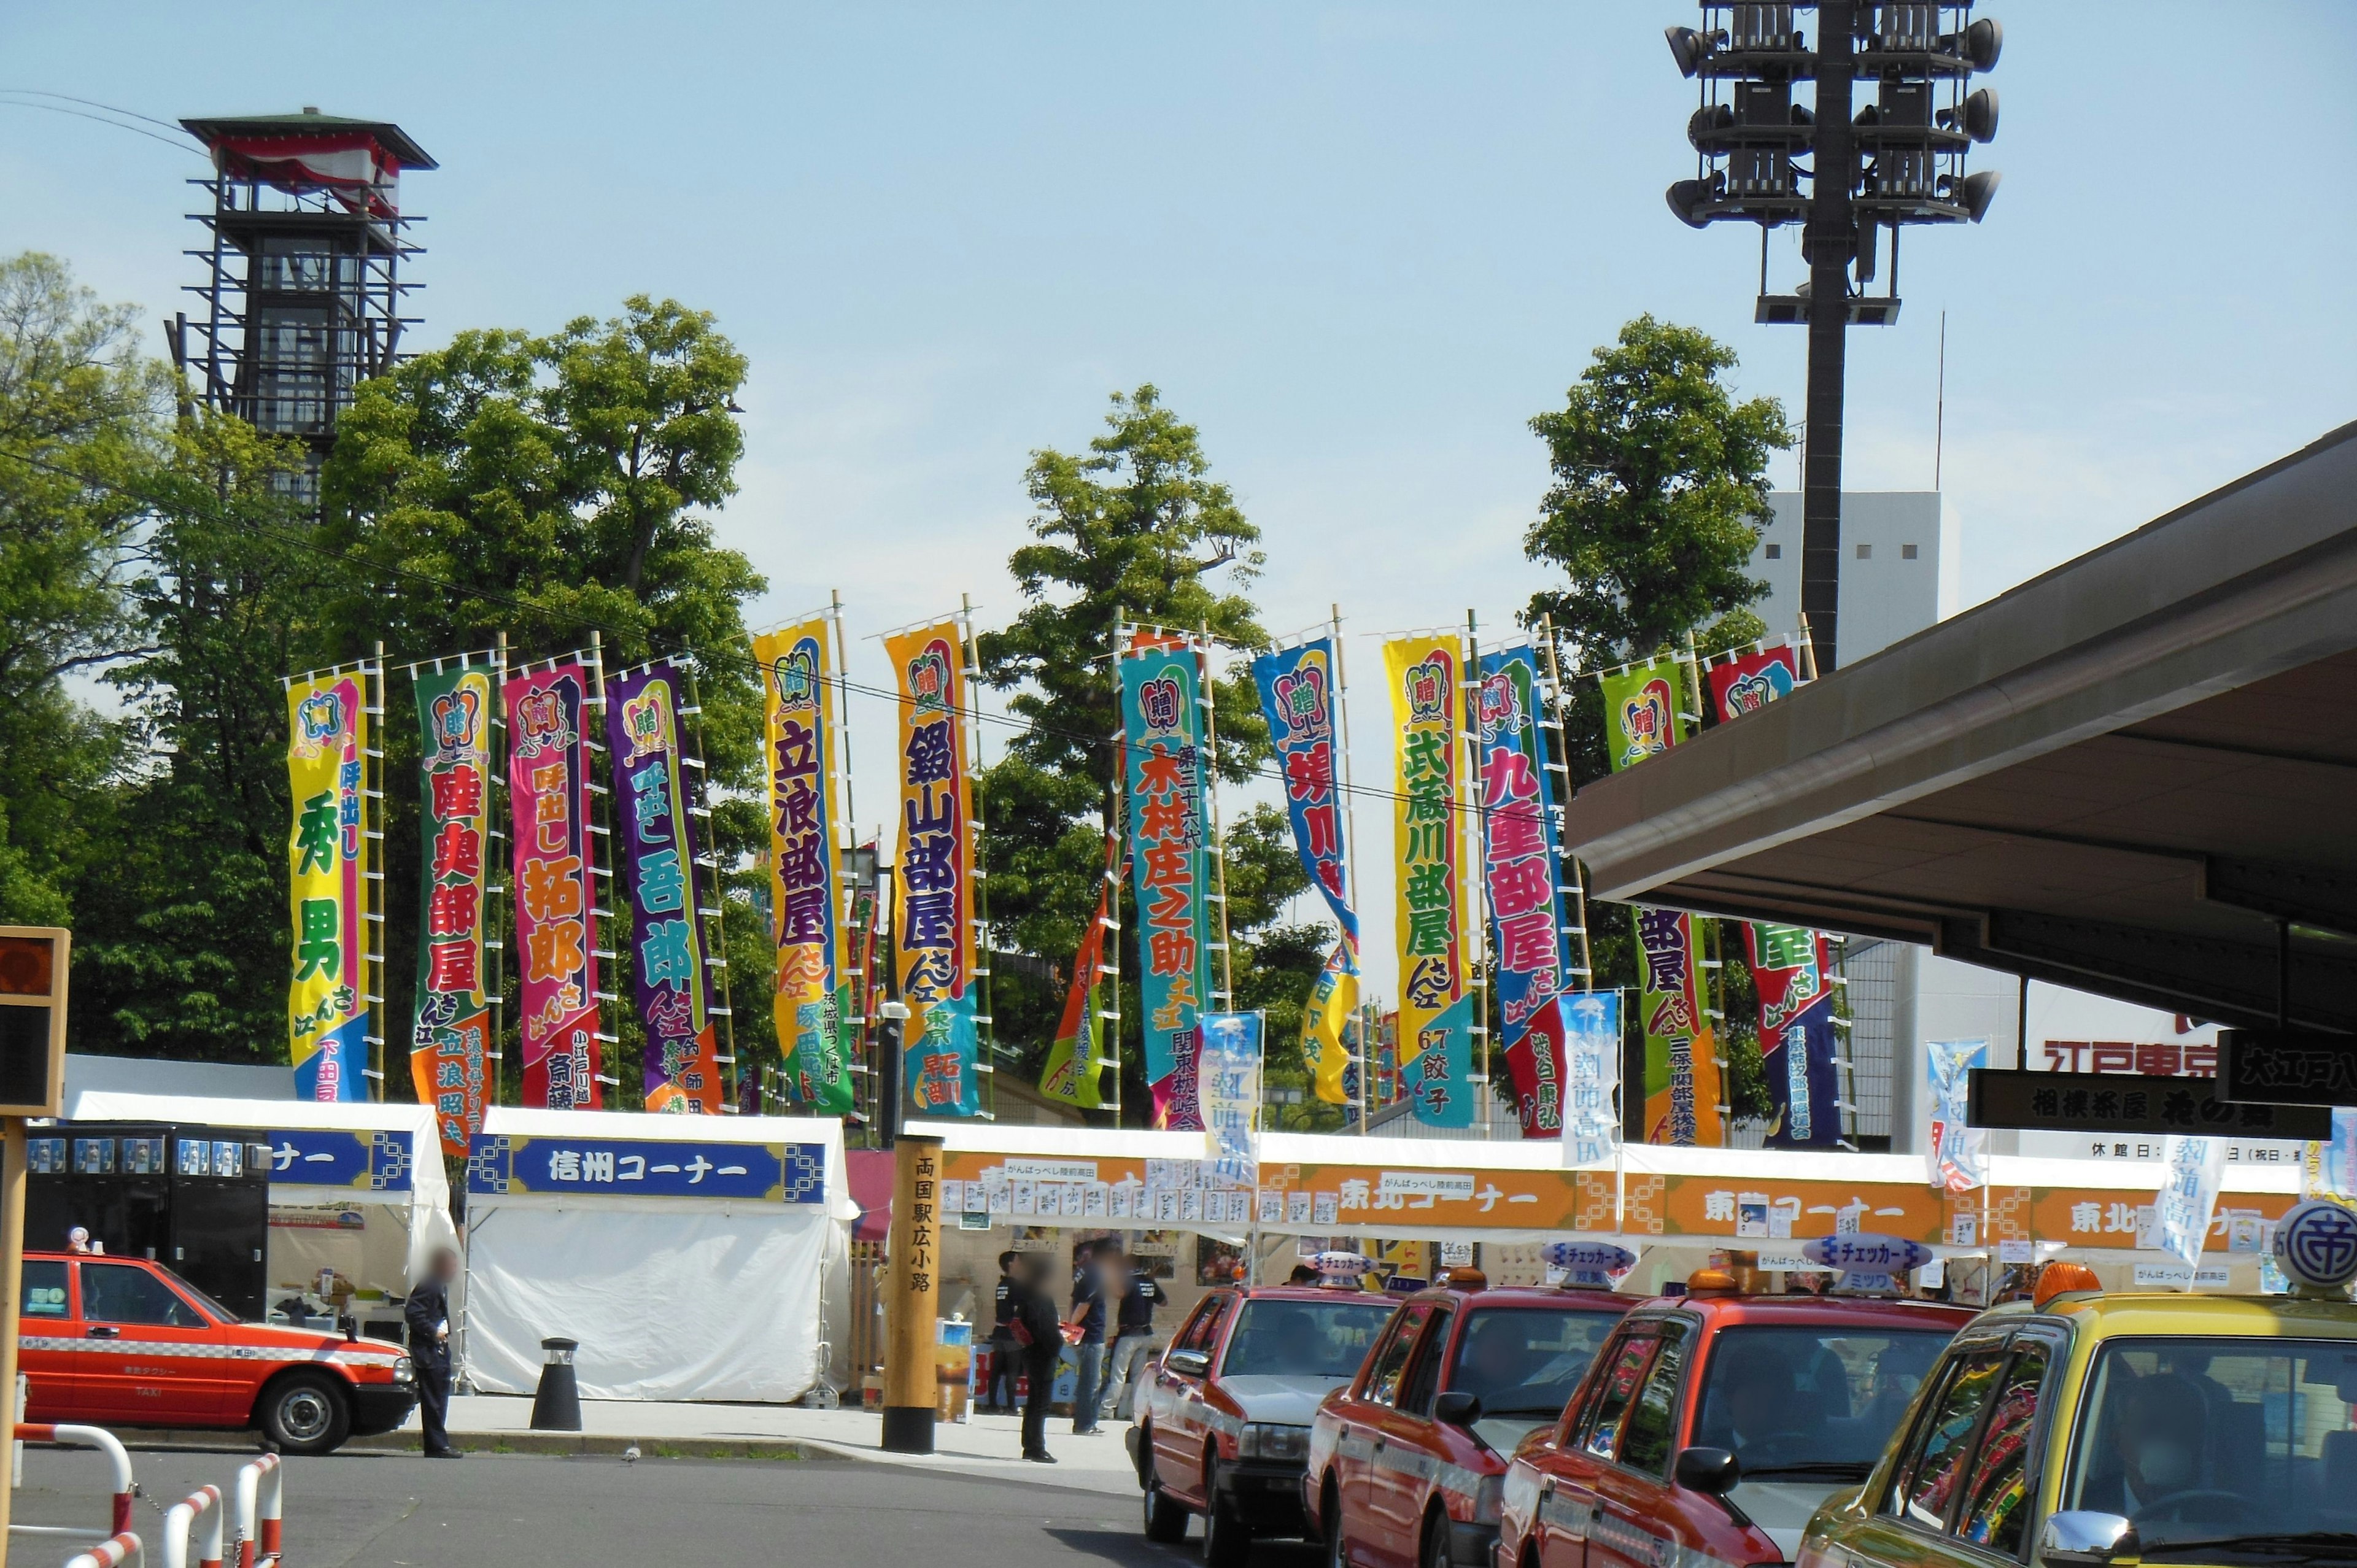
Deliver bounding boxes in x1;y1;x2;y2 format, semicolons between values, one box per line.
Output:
1096;1242;1164;1426
1067;1238;1109;1437
985;1249;1023;1413
1016;1253;1064;1464
406;1246;462;1459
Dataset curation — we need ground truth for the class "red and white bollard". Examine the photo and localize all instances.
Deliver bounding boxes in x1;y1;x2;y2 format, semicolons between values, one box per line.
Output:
62;1531;144;1568
162;1483;224;1568
15;1423;137;1536
231;1454;282;1568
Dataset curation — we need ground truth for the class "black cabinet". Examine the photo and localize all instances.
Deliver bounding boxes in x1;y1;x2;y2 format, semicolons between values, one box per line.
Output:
26;1123;272;1319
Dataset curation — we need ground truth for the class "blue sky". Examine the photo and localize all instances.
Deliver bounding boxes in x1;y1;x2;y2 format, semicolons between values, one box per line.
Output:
6;2;2353;997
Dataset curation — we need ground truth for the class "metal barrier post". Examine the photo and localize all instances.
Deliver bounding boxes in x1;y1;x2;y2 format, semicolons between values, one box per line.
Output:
161;1484;223;1568
231;1454;281;1568
15;1423;137;1535
63;1532;145;1568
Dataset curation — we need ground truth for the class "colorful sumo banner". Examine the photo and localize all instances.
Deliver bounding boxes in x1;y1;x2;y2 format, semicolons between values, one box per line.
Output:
1744;923;1843;1148
1385;635;1474;1129
1300;940;1360;1108
1600;654;1688;772
606;663;725;1114
754;621;854;1116
1703;644;1799;721
1476;644;1573;1136
886;620;980;1118
410;666;492;1151
1633;907;1724;1147
1040;832;1117;1111
286;668;370;1102
506;663;602;1110
1122;641;1214;1130
1250;639;1357;943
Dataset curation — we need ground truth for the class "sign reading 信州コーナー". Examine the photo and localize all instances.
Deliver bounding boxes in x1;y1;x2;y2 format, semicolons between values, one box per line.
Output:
465;1134;825;1203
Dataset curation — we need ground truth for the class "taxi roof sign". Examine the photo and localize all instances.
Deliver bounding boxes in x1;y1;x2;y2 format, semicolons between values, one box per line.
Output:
0;928;67;1119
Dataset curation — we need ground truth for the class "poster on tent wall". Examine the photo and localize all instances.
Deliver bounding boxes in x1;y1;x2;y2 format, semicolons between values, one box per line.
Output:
754;620;854;1116
1040;828;1116;1110
1477;644;1572;1135
1199;1011;1263;1191
1301;940;1358;1106
1385;635;1474;1129
1600;655;1689;773
506;662;602;1110
1634;907;1723;1147
286;666;370;1102
606;663;724;1114
1744;924;1843;1148
411;665;493;1153
1123;642;1213;1130
1703;644;1800;720
886;620;980;1118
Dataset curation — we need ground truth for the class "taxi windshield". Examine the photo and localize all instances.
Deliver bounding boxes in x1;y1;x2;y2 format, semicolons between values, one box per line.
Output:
1695;1325;1951;1481
2062;1336;2357;1560
1220;1296;1396;1380
1450;1305;1621;1418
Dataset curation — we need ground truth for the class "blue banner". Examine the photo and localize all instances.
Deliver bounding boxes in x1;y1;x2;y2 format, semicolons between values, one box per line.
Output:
1121;643;1213;1129
906;990;982;1118
1404;993;1477;1129
262;1129;417;1191
1250;640;1357;944
1476;645;1572;1050
1743;924;1844;1149
465;1134;826;1203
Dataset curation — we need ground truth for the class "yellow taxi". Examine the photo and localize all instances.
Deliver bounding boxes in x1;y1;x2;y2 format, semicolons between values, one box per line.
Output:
1795;1200;2357;1568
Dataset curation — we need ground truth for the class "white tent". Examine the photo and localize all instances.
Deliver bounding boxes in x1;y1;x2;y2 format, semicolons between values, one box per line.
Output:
461;1108;855;1404
58;1090;459;1321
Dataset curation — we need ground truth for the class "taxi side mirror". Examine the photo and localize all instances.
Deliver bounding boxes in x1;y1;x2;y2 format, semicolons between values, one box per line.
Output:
1163;1348;1210;1379
2040;1512;2140;1567
1433;1391;1481;1429
1674;1446;1740;1496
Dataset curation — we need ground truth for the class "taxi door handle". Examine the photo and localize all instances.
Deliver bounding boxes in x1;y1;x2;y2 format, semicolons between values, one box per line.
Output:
1541;1478;1556;1496
85;1326;118;1339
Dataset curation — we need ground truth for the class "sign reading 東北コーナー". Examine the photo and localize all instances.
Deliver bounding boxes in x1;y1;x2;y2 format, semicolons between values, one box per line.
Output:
1967;1067;2331;1140
2217;1029;2357;1108
262;1129;416;1191
464;1134;826;1203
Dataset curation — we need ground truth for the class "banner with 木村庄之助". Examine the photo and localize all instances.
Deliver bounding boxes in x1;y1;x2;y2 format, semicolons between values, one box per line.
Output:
287;666;371;1103
1123;640;1214;1130
886;619;980;1118
754;619;855;1116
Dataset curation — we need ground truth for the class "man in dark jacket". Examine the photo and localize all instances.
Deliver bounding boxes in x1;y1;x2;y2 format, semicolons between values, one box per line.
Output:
1067;1239;1109;1436
405;1246;462;1458
985;1250;1022;1413
1016;1251;1065;1464
1096;1242;1166;1426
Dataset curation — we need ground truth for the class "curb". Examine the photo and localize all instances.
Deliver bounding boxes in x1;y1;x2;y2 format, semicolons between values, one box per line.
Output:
83;1429;813;1463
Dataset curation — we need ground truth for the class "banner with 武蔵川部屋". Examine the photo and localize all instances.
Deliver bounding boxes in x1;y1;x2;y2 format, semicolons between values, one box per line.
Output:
1633;906;1723;1146
1744;923;1843;1148
1039;828;1116;1111
1476;644;1573;1138
1123;641;1213;1130
506;662;602;1110
411;665;492;1152
606;663;725;1114
287;668;370;1102
1600;654;1688;773
1703;644;1800;721
886;620;980;1118
754;620;854;1116
1385;635;1473;1129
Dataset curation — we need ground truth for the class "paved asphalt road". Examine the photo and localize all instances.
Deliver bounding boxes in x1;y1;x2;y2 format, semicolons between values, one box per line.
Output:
6;1446;1324;1567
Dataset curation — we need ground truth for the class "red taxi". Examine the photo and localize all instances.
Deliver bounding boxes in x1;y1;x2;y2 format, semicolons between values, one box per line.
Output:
18;1251;417;1455
1134;1282;1399;1564
1304;1272;1631;1568
1495;1275;1972;1568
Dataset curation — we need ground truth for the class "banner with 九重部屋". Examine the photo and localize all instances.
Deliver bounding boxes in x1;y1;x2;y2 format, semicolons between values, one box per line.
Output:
1039;827;1117;1110
506;662;602;1110
1600;655;1689;773
1385;634;1474;1127
1703;644;1800;722
1301;938;1358;1107
1475;645;1573;1118
606;662;725;1114
1122;641;1213;1130
287;667;371;1102
1250;639;1357;944
754;620;854;1116
886;620;980;1118
1744;922;1842;1148
411;665;492;1151
1633;906;1723;1146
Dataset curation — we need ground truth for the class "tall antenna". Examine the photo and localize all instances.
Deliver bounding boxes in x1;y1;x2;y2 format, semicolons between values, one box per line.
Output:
1934;309;1948;491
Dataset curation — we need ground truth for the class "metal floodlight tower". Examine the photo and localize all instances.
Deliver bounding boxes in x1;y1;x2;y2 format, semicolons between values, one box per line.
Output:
172;109;436;512
1665;2;2001;671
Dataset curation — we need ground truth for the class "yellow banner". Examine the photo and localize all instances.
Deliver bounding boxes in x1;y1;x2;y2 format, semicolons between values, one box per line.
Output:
884;619;979;1114
1384;635;1468;1065
286;668;371;1101
1303;940;1358;1105
754;618;856;1114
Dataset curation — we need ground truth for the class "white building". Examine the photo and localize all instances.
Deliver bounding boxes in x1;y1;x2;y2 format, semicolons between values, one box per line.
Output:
1747;490;1960;662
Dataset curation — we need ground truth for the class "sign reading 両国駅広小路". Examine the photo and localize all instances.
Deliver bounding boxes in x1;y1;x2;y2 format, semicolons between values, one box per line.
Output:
1967;1068;2332;1140
464;1134;824;1203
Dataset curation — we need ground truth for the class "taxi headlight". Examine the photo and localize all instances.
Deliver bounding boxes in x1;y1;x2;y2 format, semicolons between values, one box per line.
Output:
393;1355;415;1385
1471;1473;1504;1527
1239;1423;1309;1462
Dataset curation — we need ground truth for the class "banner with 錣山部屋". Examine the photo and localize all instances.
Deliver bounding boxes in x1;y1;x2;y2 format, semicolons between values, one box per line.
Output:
1301;938;1359;1106
1600;655;1689;773
886;620;980;1118
1744;922;1843;1148
1476;644;1573;1136
1123;641;1213;1130
287;666;371;1102
1633;906;1722;1146
606;663;725;1114
1703;644;1800;722
411;665;492;1152
754;620;854;1116
1385;634;1473;1129
1039;827;1117;1110
507;662;602;1110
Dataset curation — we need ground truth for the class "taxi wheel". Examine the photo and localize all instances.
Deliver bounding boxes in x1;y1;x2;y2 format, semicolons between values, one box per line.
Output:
258;1369;352;1456
1322;1483;1349;1568
1201;1458;1252;1567
1418;1511;1451;1568
1144;1469;1190;1543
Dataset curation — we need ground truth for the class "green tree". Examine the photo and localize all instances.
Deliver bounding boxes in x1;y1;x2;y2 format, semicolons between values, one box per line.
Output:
975;387;1319;1118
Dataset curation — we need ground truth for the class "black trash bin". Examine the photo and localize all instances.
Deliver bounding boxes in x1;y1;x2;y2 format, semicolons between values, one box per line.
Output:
530;1337;582;1431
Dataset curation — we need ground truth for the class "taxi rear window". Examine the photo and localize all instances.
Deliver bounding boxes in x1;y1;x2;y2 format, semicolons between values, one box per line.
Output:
20;1260;66;1319
1450;1305;1620;1419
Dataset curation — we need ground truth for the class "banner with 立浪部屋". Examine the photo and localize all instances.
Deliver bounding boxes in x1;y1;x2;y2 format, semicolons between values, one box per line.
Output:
287;667;371;1102
606;663;725;1114
411;665;492;1152
886;620;980;1118
506;662;602;1110
1475;645;1572;1137
754;620;854;1116
1600;655;1689;773
1744;922;1843;1148
1703;644;1800;722
1123;641;1213;1130
1385;635;1473;1127
1039;827;1117;1110
1633;906;1723;1146
1250;639;1357;943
